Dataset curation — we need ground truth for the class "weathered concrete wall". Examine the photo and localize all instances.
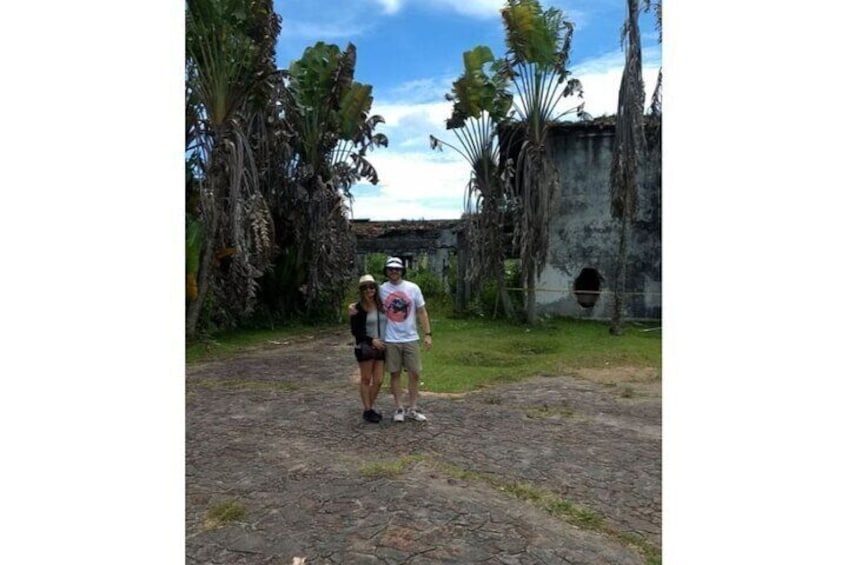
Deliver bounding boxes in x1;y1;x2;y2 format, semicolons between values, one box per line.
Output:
536;123;661;320
351;220;460;289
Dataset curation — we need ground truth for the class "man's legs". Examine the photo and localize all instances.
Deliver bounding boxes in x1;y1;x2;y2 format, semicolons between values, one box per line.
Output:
402;342;427;421
390;371;403;408
407;370;420;409
385;343;406;422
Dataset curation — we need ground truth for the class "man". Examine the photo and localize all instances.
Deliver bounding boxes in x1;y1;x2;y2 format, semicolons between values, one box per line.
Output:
379;256;432;422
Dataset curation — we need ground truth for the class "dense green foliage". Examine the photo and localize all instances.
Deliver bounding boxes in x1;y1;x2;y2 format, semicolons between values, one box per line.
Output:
185;0;387;340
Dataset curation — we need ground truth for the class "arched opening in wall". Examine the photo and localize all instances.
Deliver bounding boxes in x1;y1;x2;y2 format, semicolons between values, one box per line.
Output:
574;268;603;308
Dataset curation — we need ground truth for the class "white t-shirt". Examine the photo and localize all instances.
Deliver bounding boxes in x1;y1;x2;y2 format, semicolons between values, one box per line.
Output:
380;279;425;343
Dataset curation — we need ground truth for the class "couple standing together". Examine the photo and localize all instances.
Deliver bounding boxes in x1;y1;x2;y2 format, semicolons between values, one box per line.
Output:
350;256;433;424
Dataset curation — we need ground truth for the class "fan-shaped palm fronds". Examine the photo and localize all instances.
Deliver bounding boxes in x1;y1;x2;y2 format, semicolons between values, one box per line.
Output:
275;41;387;317
185;0;279;337
500;0;584;323
432;45;516;318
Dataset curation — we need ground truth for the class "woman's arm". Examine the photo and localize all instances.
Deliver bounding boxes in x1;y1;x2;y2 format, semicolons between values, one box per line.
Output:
350;306;371;344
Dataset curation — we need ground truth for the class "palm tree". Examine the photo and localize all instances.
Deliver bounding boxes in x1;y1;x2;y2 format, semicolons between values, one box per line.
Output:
431;45;516;318
648;1;663;120
275;42;387;318
499;0;585;323
609;0;647;335
185;0;279;338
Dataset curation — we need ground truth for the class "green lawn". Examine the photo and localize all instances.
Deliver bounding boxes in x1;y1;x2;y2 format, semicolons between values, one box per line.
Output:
421;316;661;392
185;322;340;364
187;313;661;394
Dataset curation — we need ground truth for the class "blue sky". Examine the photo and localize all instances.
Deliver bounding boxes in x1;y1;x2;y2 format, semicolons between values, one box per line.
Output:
273;0;661;221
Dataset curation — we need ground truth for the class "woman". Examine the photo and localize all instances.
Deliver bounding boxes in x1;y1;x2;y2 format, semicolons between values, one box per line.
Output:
350;274;387;423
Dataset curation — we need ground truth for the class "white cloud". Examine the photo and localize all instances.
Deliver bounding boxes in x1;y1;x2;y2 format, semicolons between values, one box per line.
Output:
367;0;620;22
574;44;662;75
280;19;369;41
372;0;403;15
349;151;470;221
385;77;453;104
430;0;504;18
374;98;453;150
573;46;661;118
370;0;504;19
427;0;597;21
348;91;477;220
348;47;661;221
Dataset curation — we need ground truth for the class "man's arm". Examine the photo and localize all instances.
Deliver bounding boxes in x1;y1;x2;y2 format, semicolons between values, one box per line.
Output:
416;305;432;351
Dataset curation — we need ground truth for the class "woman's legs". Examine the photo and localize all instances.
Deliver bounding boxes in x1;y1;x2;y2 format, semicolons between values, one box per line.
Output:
369;360;384;409
358;360;374;412
359;360;382;423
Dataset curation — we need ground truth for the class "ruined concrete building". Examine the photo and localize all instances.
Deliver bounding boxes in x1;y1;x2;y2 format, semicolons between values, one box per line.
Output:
350;219;460;288
532;120;661;321
351;120;661;321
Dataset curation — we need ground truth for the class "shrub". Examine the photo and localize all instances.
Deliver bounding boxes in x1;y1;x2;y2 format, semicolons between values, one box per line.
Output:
406;267;446;298
466;259;523;319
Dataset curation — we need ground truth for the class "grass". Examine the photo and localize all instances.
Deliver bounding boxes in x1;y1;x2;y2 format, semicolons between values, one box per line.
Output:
186;321;340;363
203;499;247;530
187;306;661;394
188;379;299;392
420;315;660;393
431;459;661;563
524;402;575;419
358;453;664;563
358;455;424;479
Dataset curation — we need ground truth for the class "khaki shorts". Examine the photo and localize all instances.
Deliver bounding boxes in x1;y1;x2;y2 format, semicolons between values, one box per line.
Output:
384;341;422;375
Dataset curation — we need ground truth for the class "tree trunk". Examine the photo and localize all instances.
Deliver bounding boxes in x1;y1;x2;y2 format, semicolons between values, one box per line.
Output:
497;266;515;320
609;0;644;336
525;261;537;324
610;215;630;335
455;228;470;313
186;171;220;340
186;232;215;340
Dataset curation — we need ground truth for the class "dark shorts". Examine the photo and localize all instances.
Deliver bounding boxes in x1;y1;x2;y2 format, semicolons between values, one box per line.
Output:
354;345;385;362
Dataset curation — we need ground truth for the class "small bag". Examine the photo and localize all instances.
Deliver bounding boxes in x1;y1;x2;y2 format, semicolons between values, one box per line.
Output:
355;307;382;361
356;341;379;360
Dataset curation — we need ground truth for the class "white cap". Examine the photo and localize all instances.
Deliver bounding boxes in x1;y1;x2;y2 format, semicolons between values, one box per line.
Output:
384;256;405;275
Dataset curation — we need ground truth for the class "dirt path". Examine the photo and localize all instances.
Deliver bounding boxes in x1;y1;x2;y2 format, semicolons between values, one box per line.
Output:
186;328;661;564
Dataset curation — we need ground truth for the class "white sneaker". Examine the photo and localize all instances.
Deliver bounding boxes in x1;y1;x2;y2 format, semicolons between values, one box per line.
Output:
393;408;405;423
406;408;427;422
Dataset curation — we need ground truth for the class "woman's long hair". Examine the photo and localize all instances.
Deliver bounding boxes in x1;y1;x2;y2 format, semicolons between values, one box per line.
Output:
358;281;383;312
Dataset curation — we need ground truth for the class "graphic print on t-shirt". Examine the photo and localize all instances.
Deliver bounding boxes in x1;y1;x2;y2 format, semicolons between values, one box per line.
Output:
384;289;411;323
